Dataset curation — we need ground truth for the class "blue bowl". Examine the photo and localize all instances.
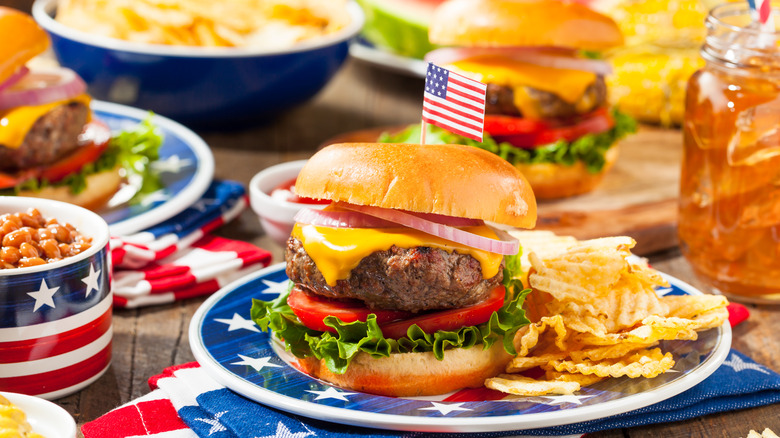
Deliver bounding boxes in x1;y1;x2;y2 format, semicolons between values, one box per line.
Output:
32;0;364;128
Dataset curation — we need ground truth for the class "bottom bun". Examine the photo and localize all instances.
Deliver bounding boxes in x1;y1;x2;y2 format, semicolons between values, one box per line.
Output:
19;168;122;211
297;341;513;397
516;146;619;200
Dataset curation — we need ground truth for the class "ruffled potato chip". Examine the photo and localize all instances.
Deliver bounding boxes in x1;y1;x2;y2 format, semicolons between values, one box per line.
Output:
551;348;675;379
485;374;582;396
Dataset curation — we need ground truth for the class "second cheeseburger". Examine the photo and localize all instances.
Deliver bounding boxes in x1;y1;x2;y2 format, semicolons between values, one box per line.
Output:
252;142;537;397
425;0;636;199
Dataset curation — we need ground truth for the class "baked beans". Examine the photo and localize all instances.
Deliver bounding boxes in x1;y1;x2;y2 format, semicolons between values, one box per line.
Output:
0;208;92;269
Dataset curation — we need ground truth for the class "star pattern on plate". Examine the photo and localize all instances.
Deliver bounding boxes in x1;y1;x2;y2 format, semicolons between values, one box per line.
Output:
81;263;101;298
306;386;357;401
215;313;260;332
262;279;289;295
418;402;471;415
655;287;674;297
535;394;595;406
255;422;314;438
194;410;227;435
722;353;770;375
151;154;194;173
231;354;282;372
27;279;60;312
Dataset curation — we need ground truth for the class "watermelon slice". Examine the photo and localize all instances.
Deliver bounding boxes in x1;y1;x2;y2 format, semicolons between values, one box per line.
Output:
357;0;444;59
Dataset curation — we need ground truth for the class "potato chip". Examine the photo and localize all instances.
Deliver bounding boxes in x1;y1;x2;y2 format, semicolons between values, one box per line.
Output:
485;374;581;396
551;348;675;378
508;230;578;273
543;370;606;387
513;315;568;357
506;353;568;373
663;294;729;319
569;342;657;362
55;0;351;49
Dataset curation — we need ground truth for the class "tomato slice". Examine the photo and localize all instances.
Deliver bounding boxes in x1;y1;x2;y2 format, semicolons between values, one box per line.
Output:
485;108;614;149
287;287;414;333
39;120;111;183
379;286;505;339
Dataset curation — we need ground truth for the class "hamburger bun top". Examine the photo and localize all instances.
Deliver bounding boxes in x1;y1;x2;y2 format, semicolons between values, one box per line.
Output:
429;0;623;51
295;142;537;229
0;7;49;84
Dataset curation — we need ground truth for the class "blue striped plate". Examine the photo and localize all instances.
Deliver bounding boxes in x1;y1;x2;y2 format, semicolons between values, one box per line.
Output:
189;263;731;433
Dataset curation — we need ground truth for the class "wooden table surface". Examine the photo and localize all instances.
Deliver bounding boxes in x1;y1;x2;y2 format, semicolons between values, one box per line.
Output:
35;58;778;436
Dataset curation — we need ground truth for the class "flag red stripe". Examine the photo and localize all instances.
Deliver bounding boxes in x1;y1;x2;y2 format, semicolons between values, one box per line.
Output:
423;97;484;124
81;398;189;438
447;78;487;102
0;307;112;363
423;113;483;140
0;343;111;395
446;87;486;108
759;0;771;22
423;106;484;132
448;73;487;93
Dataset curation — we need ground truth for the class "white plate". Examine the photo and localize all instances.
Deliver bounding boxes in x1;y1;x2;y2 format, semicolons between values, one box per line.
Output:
92;100;214;235
0;391;77;438
349;40;426;78
189;263;732;433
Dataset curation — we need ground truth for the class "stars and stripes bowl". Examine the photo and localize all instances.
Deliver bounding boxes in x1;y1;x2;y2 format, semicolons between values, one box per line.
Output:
32;0;364;128
0;197;111;400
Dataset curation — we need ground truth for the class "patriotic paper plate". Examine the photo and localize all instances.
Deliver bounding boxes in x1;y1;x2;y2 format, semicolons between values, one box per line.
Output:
349;40;426;78
93;100;214;236
189;263;732;433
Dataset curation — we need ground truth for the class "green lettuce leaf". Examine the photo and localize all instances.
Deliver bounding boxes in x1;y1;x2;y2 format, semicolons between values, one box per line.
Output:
251;256;532;375
379;109;637;173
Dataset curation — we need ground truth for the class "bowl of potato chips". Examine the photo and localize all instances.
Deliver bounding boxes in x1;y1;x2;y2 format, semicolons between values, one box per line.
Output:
32;0;363;128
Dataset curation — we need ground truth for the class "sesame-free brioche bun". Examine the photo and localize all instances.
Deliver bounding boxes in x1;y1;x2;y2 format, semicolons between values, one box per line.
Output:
518;145;620;200
297;339;513;397
295;142;537;229
0;6;49;84
429;0;623;51
19;167;122;212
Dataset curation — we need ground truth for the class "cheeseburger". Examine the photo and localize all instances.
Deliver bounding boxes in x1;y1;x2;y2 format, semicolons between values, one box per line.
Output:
252;142;537;397
421;0;636;199
0;7;121;210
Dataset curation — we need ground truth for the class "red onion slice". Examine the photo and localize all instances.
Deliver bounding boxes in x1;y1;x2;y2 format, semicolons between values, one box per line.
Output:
425;47;612;76
341;204;520;255
0;68;87;110
294;208;397;229
411;212;483;227
0;66;30;92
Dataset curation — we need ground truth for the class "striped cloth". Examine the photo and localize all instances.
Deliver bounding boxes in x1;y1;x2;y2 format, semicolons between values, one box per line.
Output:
110;180;271;308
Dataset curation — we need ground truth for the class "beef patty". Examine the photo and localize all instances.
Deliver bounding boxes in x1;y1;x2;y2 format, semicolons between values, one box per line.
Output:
485;76;607;119
0;102;89;171
286;237;504;313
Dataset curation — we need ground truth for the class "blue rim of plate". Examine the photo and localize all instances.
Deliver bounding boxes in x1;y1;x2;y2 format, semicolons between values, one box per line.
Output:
92;100;214;235
189;263;732;433
349;39;427;78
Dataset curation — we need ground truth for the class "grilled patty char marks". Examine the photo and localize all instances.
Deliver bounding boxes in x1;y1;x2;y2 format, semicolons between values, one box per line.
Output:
0;102;89;171
485;76;607;119
285;237;504;313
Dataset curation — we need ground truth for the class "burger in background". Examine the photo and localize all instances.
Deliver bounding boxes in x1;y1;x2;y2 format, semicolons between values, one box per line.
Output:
382;0;636;200
252;142;536;397
0;6;161;211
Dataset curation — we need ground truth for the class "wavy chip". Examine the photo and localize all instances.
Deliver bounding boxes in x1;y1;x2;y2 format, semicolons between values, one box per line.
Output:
551;348;675;378
485;374;581;396
507;353;568;373
663;294;729;319
544;370;606;387
513;315;569;356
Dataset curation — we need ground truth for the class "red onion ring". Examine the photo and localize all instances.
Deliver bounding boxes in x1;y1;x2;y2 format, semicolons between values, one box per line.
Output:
0;68;87;110
294;208;397;229
340;203;520;255
425;47;613;76
0;66;30;92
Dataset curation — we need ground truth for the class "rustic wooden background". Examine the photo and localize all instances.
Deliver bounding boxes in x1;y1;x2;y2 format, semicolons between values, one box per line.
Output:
4;0;780;435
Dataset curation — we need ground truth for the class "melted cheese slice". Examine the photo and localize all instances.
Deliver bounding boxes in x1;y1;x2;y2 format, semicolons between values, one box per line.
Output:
450;56;597;108
0;93;92;149
292;223;504;286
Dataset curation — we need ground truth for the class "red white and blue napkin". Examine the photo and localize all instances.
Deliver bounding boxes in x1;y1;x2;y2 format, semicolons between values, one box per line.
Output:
82;305;780;438
110;180;271;308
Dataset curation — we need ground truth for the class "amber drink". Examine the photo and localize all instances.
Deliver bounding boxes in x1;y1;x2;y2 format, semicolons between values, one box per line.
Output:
680;3;780;303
